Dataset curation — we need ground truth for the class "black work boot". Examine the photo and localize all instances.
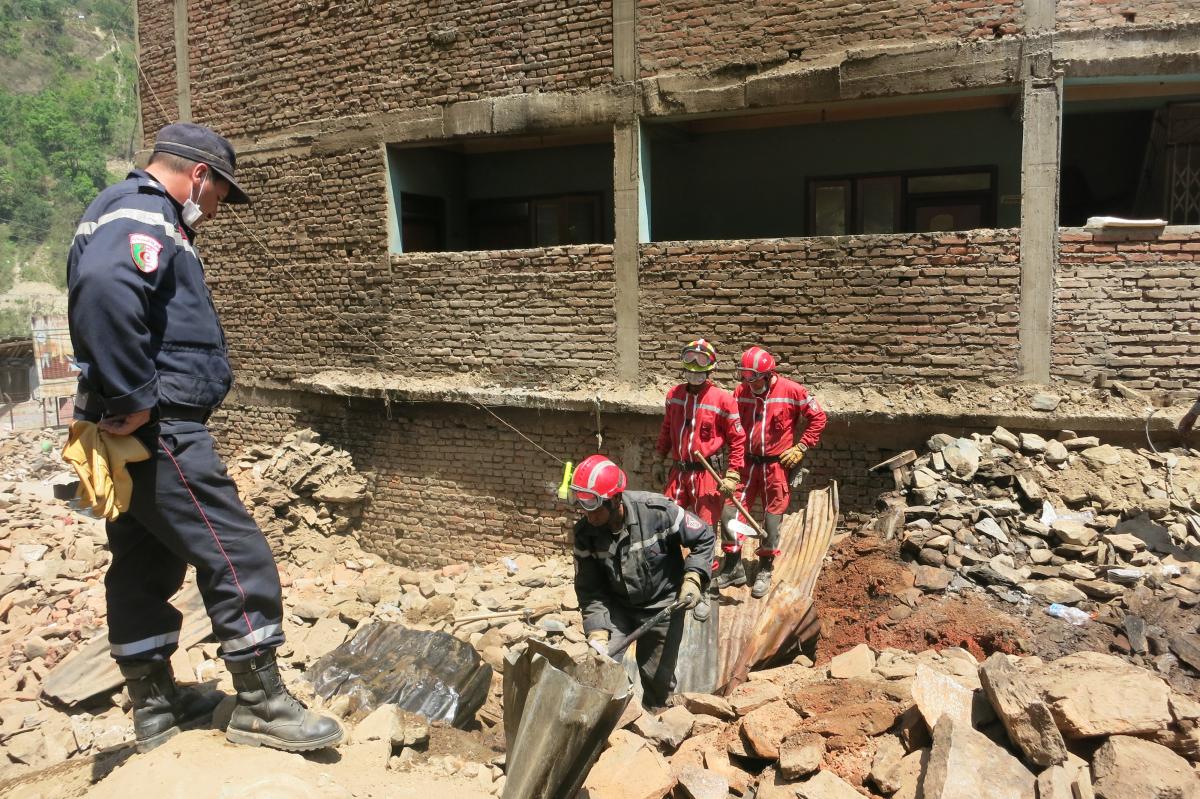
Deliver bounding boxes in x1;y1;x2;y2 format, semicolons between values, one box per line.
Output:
119;660;224;753
715;551;747;588
225;651;343;752
752;557;775;599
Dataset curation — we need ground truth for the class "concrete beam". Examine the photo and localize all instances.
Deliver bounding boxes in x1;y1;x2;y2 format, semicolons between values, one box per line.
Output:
613;122;642;382
1018;41;1062;384
173;0;190;121
1055;24;1200;79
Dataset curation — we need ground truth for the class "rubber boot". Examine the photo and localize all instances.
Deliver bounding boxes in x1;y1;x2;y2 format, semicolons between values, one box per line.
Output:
119;660;224;753
751;557;774;599
715;551;747;588
225;651;344;752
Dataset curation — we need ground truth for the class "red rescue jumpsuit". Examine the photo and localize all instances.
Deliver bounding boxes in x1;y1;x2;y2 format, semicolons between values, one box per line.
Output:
655;382;746;528
731;375;826;555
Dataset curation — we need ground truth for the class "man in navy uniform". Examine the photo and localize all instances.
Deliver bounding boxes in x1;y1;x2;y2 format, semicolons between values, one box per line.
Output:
68;122;341;753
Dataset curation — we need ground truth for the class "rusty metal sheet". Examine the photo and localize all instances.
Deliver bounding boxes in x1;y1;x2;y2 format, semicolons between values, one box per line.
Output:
502;640;632;799
307;621;492;727
717;483;839;693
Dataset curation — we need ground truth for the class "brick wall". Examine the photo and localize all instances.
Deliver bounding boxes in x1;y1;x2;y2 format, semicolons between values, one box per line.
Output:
213;393;897;567
1056;0;1198;29
201;145;392;381
383;246;617;384
638;232;1022;384
136;0;178;143
1054;228;1200;391
185;0;613;140
636;0;1023;78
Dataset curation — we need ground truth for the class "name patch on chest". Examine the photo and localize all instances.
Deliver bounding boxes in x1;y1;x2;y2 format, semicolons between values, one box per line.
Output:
129;233;163;273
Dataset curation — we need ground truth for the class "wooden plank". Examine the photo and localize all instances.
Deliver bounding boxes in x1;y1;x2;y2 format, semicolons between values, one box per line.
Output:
869;450;918;473
42;582;210;706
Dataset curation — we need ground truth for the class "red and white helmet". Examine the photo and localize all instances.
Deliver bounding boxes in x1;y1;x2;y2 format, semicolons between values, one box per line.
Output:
739;346;777;382
569;454;627;511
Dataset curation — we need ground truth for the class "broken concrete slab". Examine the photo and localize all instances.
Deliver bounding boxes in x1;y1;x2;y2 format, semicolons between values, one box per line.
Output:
793;770;864;799
581;733;676;799
922;716;1035;799
675;766;729;799
676;692;735;720
978;653;1067;767
779;731;825;780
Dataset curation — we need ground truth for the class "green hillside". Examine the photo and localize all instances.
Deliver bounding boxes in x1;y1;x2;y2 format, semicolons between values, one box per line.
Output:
0;0;136;335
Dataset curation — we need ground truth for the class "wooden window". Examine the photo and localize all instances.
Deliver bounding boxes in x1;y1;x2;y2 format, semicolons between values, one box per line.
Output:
471;193;602;250
806;168;995;235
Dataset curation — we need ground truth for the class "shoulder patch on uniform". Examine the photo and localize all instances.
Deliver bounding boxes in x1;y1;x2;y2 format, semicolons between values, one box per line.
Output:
129;233;163;273
685;514;705;531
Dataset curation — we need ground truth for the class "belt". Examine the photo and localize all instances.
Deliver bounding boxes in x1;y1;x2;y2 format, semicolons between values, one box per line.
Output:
157;405;212;423
673;461;705;472
748;454;780;465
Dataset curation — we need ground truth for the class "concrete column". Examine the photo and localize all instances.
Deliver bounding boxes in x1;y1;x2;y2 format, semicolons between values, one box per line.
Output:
612;0;641;381
174;0;191;121
1018;43;1062;384
613;0;637;83
614;122;641;382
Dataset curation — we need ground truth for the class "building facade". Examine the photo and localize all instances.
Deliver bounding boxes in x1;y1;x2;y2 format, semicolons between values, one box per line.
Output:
135;0;1200;565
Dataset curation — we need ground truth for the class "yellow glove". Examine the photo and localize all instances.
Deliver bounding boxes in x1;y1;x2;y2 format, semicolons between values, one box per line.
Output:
719;468;740;498
678;572;703;609
62;421;151;521
779;443;807;469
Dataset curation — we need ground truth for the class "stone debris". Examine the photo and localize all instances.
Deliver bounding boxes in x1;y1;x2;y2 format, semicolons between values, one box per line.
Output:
2;423;1200;799
872;426;1200;687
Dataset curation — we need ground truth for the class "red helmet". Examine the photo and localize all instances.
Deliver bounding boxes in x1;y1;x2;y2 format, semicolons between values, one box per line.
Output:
739;346;776;381
569;454;627;511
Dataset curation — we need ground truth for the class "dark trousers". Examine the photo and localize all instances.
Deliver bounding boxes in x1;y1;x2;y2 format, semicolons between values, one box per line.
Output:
610;603;686;708
105;421;284;663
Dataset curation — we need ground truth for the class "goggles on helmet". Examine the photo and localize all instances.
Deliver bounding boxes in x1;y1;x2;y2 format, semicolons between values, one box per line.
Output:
739;368;769;382
572;489;605;512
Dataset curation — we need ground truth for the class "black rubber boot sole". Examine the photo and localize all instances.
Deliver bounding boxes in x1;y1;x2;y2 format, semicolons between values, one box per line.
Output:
135;724;180;754
226;725;344;752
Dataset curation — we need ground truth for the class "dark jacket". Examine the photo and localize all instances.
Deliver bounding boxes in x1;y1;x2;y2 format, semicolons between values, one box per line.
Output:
573;490;715;634
67;169;231;421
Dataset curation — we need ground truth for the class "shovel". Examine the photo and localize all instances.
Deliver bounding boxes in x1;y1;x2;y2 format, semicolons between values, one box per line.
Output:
606;599;688;659
693;450;768;540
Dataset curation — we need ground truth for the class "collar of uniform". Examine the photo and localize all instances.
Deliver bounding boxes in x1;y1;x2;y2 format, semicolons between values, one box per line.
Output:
131;168;197;241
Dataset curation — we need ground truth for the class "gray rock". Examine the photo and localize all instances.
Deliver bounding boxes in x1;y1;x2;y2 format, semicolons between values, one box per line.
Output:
1044;439;1069;465
1021;578;1087;605
779;732;825;780
922;716;1035;799
914;565;952;592
677;767;728;799
1051;519;1096;547
992;427;1020;451
974;517;1010;544
1075;579;1124;601
1031;393;1061;411
1081;445;1122;468
1062;436;1099;450
941;439;981;480
794;771;864;799
927;433;957;453
1019;433;1048;454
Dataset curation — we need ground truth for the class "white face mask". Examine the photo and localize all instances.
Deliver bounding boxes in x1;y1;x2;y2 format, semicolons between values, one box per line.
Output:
181;170;209;228
684;371;708;386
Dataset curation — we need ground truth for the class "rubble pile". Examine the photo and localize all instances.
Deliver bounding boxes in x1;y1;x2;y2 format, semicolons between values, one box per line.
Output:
582;643;1200;799
231;428;372;568
876;428;1200;683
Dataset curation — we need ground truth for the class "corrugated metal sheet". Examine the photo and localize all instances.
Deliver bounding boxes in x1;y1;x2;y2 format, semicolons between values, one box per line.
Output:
306;622;492;727
717;483;840;693
502;640;632;799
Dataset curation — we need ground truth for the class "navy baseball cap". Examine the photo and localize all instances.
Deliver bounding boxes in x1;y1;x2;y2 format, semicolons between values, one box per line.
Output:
152;122;250;204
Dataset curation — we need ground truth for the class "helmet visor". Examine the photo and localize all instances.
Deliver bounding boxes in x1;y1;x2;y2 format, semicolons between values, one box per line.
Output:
739;368;768;382
572;489;604;511
682;349;715;370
